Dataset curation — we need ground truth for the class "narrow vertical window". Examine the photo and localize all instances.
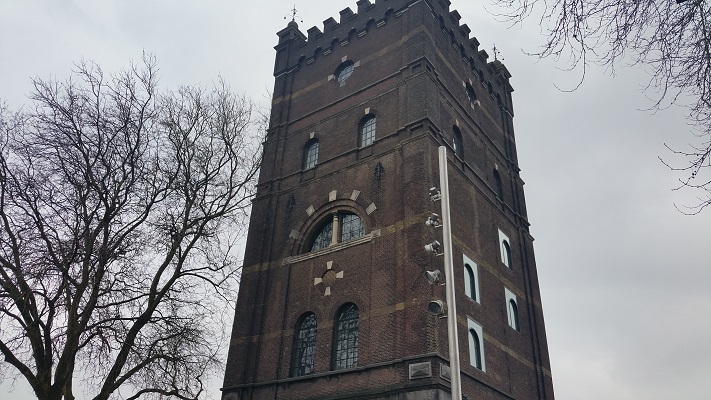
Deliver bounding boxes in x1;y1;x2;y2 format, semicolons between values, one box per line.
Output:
467;319;485;371
464;264;476;300
291;313;317;377
359;115;376;147
498;229;512;269
469;329;482;369
333;303;359;370
508;300;519;331
502;240;512;268
505;288;520;331
304;139;319;169
493;169;504;199
452;126;463;157
465;82;477;104
463;255;480;303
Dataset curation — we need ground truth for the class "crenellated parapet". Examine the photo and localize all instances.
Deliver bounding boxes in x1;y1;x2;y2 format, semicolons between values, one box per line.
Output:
274;0;514;113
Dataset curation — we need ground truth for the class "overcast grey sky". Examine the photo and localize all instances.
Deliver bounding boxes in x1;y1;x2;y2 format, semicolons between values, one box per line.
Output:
1;1;710;399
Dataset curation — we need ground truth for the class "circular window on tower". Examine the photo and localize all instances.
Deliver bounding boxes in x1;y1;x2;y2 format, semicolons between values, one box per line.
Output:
335;60;355;84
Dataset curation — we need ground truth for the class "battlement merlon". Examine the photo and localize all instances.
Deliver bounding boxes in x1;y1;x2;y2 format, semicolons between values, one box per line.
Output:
273;0;450;55
272;0;514;90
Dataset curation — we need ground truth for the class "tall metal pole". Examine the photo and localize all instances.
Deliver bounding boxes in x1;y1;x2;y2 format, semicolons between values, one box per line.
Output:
439;146;462;400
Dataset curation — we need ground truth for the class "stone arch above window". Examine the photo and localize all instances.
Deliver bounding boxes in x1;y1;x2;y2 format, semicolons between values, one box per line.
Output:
359;114;376;147
304;139;319;170
291;312;317;377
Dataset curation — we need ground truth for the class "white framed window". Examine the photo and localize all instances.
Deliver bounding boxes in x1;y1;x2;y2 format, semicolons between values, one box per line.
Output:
462;254;480;303
504;287;520;331
498;229;512;269
467;318;485;371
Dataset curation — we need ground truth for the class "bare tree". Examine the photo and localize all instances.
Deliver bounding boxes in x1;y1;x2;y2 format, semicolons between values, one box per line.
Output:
0;56;261;400
491;0;711;212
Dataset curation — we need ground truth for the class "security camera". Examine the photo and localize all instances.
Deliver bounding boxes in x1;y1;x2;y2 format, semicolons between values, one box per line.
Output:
425;213;441;227
425;269;442;285
429;187;441;201
424;240;441;255
427;300;446;316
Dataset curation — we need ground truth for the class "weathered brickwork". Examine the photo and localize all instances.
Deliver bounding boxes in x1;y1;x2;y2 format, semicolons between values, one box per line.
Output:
223;0;554;399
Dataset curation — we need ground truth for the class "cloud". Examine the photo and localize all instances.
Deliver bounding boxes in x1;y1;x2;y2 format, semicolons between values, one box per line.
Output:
0;1;709;400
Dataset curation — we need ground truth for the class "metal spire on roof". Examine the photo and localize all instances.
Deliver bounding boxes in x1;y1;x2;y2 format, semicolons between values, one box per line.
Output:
492;43;504;61
284;4;303;23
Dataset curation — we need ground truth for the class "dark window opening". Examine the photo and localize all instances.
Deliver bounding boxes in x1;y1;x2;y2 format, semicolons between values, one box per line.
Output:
453;126;463;157
493;169;504;199
466;82;477;103
333;303;359;370
508;299;520;331
291;313;317;377
470;328;482;370
359;115;376;147
304;139;319;169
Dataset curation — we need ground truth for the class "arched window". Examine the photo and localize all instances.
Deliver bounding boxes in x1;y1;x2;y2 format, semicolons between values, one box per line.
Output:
359;115;376;147
493;169;503;199
335;61;355;84
469;328;482;370
311;218;333;251
464;263;477;301
453;126;463;157
508;299;520;331
291;313;317;377
502;240;512;269
498;229;513;269
304;139;319;169
333;303;359;370
463;255;480;303
309;212;365;252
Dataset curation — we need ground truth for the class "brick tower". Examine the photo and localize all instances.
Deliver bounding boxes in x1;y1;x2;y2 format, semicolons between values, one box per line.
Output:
222;1;554;399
